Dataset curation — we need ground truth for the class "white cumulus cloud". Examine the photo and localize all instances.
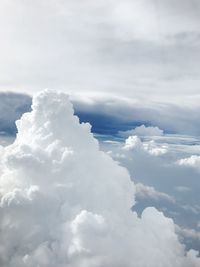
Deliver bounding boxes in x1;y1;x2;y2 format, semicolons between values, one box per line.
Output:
123;135;168;156
177;155;200;171
0;90;199;267
119;125;164;137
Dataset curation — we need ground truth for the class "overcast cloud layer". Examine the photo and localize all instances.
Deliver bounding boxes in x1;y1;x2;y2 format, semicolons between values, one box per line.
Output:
0;0;200;104
2;91;200;137
0;90;200;266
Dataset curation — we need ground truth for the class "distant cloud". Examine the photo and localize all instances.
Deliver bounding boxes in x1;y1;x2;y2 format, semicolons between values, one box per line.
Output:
176;225;200;249
175;186;191;193
135;183;175;203
1;92;200;137
123;135;143;150
123;135;168;156
102;127;200;251
177;155;200;171
73;95;200;136
119;125;164;137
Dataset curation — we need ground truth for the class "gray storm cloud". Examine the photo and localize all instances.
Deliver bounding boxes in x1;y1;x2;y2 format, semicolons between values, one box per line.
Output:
0;90;199;267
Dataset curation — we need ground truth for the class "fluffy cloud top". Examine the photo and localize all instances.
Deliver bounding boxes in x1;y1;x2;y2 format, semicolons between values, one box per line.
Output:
119;125;164;137
0;90;199;267
177;155;200;171
123;135;168;156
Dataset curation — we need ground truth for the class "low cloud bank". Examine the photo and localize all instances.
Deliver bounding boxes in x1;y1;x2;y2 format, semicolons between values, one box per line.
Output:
73;95;200;136
2;92;200;136
0;90;199;267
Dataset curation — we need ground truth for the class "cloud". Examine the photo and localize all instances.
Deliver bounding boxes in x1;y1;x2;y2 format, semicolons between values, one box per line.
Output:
123;135;168;156
177;227;200;241
3;91;200;137
135;183;175;204
176;225;200;251
177;155;200;171
102;128;200;247
175;186;191;193
144;140;168;156
1;91;199;140
0;90;199;266
119;125;164;137
73;95;200;136
123;135;143;150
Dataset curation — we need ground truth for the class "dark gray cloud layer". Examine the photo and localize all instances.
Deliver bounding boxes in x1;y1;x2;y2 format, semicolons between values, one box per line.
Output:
1;92;200;136
73;96;200;135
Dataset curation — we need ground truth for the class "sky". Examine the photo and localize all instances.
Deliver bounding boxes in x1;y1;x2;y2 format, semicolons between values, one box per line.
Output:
0;0;200;103
0;1;200;266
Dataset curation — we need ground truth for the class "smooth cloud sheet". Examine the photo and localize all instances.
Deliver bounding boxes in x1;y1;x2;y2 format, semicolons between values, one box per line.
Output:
0;90;199;267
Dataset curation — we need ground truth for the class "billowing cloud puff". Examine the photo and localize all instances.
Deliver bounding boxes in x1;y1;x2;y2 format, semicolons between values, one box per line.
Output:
123;135;168;156
0;90;199;267
123;135;143;150
177;155;200;171
119;125;164;137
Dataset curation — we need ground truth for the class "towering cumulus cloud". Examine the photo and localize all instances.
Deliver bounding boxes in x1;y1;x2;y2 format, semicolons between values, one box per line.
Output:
0;90;199;267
